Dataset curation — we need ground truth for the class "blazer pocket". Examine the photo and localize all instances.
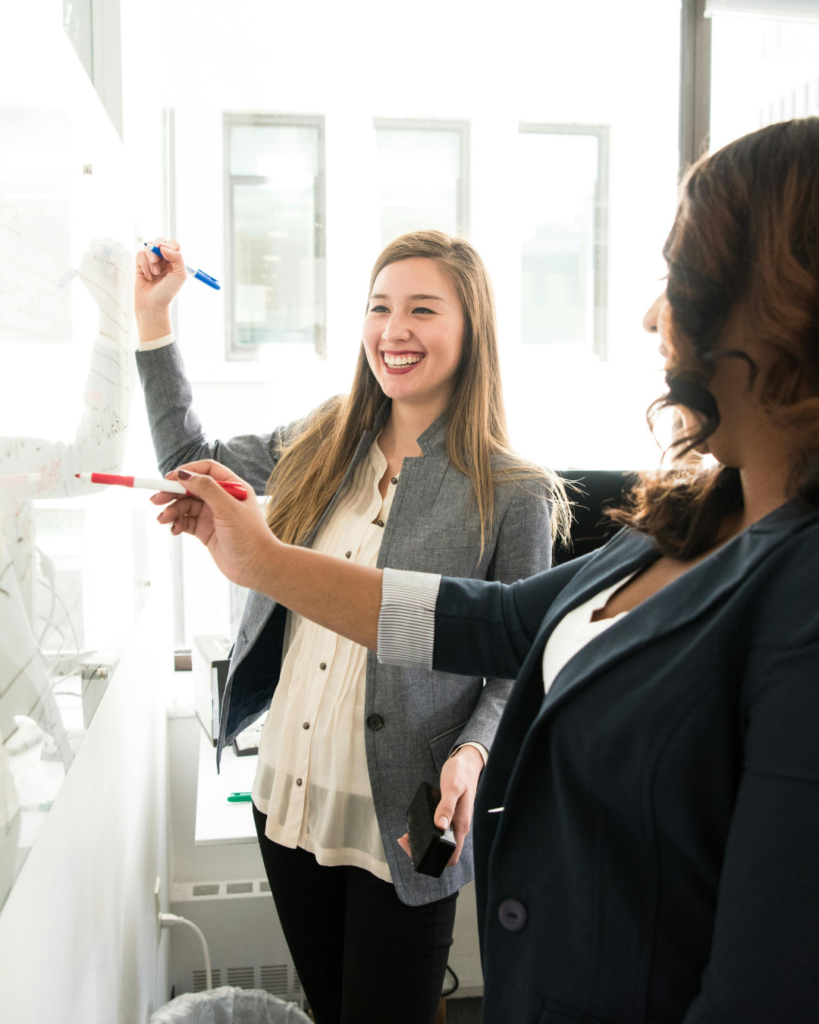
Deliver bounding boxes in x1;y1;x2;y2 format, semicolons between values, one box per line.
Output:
429;720;469;774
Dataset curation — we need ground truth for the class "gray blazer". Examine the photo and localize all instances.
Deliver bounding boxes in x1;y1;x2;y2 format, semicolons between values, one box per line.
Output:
137;342;552;904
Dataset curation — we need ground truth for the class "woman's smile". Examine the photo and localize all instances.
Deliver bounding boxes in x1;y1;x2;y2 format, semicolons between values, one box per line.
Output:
381;350;426;374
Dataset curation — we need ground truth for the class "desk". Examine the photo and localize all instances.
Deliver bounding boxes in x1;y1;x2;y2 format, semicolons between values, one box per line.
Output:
195;729;257;846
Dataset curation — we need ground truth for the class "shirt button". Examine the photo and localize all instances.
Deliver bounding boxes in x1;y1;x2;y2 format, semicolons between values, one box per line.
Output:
319;662;327;671
296;778;303;787
302;722;310;730
377;520;385;528
391;477;398;485
345;551;352;558
498;898;527;932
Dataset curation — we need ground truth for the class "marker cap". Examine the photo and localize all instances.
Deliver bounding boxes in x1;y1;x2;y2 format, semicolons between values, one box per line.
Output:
193;269;220;290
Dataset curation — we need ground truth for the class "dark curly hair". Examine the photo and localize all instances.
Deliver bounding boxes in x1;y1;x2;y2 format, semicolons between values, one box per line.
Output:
611;117;819;559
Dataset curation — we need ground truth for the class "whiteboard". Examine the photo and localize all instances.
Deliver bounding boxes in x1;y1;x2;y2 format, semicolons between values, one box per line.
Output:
0;9;143;913
0;107;73;344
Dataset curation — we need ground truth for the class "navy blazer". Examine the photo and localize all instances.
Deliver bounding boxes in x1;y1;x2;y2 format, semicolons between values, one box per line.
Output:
432;501;819;1024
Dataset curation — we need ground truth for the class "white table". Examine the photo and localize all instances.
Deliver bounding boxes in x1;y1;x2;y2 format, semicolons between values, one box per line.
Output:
194;729;257;845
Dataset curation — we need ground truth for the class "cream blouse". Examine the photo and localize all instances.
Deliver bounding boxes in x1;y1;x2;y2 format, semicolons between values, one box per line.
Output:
251;438;398;881
541;572;636;693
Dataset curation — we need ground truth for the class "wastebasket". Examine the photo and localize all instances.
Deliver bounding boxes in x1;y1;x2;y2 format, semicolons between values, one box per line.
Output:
150;986;311;1024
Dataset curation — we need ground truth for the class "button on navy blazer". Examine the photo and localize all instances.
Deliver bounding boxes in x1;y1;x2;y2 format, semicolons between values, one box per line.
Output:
432;501;819;1024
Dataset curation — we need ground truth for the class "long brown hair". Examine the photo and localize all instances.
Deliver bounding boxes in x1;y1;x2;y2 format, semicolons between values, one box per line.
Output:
264;230;569;551
612;118;819;559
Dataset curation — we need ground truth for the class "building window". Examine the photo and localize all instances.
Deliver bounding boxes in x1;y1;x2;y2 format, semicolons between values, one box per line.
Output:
374;119;469;248
225;114;326;358
518;124;609;357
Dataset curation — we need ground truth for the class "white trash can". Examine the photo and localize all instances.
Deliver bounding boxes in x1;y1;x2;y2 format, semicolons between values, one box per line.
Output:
150;986;311;1024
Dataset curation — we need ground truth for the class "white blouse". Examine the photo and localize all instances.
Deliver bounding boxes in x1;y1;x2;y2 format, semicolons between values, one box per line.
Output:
252;438;397;880
541;573;636;693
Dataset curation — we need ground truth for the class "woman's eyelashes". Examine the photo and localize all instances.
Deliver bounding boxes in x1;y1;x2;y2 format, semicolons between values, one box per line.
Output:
367;305;436;315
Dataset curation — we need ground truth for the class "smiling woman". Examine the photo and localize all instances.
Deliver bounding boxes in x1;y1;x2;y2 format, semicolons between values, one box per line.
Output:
135;228;568;1024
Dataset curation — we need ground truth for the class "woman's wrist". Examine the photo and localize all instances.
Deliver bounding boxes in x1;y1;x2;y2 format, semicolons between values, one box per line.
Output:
453;744;485;776
136;309;173;344
245;530;287;595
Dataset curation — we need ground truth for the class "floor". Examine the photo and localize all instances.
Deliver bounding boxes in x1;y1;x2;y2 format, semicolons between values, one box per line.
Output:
446;996;482;1023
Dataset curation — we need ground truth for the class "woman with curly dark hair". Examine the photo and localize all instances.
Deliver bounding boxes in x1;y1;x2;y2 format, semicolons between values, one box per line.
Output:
155;118;819;1023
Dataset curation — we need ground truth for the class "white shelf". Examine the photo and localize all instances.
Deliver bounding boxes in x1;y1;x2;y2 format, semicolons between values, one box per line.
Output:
194;728;258;846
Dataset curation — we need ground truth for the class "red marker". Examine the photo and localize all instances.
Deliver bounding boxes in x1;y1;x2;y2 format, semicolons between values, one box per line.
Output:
74;472;248;500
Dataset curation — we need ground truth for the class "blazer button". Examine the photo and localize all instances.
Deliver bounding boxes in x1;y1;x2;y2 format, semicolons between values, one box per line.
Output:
498;898;527;932
367;714;384;731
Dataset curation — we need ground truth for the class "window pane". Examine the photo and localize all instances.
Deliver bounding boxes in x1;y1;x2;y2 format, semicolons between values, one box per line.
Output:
710;11;819;149
519;132;599;345
377;128;462;246
229;123;323;346
230;125;318;179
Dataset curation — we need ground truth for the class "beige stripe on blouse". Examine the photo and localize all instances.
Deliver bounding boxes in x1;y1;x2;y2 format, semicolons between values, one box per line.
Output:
251;437;398;881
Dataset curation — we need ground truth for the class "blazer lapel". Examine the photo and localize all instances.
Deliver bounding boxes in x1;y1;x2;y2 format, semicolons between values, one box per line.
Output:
539;504;819;718
492;502;819;823
477;530;660;810
483;502;819;814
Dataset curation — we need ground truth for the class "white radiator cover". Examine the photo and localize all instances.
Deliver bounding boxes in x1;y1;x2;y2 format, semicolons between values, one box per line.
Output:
169;878;484;1003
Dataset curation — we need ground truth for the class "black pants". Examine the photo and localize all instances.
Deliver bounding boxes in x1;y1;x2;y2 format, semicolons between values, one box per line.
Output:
253;804;458;1024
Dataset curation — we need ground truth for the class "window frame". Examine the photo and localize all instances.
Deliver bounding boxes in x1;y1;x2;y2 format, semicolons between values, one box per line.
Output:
373;117;471;241
518;122;610;359
223;111;327;361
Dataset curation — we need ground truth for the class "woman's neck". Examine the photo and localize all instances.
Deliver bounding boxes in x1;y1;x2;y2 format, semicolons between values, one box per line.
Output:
736;458;793;532
378;396;448;459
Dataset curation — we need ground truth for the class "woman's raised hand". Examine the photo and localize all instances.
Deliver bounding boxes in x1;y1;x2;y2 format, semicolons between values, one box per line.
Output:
135;237;188;336
152;460;278;591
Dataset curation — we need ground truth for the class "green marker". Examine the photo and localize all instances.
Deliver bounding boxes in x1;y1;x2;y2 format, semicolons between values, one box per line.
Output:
227;792;252;803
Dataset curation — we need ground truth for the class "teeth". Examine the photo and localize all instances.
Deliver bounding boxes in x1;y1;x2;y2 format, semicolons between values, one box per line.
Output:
384;353;422;367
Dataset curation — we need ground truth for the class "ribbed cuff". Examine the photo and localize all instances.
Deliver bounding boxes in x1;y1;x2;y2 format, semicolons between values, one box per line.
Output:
453;741;488;766
138;333;175;352
377;568;442;669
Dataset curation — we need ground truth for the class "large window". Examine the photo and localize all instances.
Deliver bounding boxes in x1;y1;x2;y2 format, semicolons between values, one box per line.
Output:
225;114;326;358
375;120;469;247
519;125;609;355
709;2;819;151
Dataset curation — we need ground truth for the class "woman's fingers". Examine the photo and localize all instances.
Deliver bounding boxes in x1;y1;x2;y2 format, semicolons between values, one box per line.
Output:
173;469;239;518
135;249;152;280
167;460;246;485
155;496;203;522
158;243;184;267
397;833;412;859
150;489;189;506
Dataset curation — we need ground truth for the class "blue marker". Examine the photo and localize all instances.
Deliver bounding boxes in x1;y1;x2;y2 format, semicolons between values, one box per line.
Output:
143;241;221;290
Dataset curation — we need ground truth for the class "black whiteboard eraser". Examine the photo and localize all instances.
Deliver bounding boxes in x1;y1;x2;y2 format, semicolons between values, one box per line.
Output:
406;781;457;878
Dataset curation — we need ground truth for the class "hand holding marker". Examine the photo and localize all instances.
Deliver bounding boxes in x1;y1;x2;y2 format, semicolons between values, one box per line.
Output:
74;472;247;500
142;241;220;290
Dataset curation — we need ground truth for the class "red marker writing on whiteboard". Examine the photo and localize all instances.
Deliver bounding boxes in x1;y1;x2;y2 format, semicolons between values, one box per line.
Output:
74;472;248;501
